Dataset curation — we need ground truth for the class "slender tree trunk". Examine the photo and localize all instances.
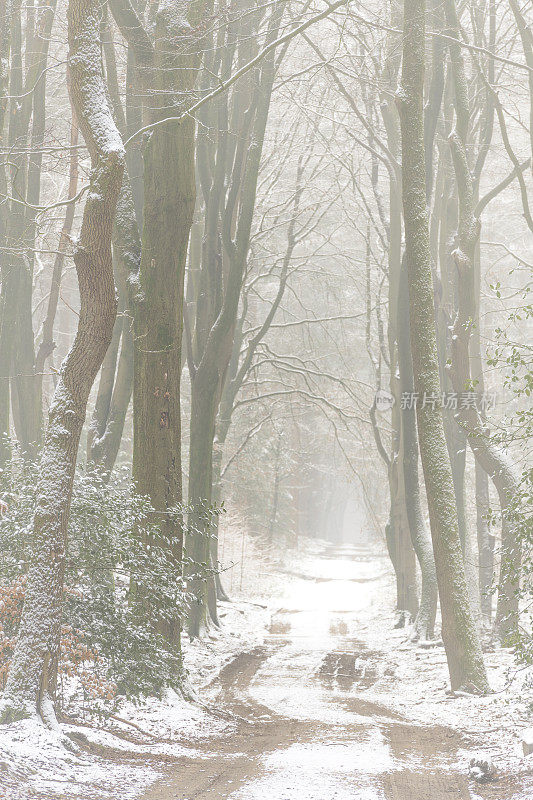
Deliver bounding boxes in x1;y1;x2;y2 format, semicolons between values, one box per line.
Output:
0;0;13;466
268;433;282;541
0;0;123;722
397;256;438;640
475;458;493;623
35;115;79;385
471;318;494;625
0;0;25;464
186;4;283;637
4;1;56;460
444;0;521;644
397;0;488;692
187;361;220;636
390;429;419;622
508;0;533;166
387;503;419;625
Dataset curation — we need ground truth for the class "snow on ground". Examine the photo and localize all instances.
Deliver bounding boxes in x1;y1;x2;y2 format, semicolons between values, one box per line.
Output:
0;543;270;799
275;537;533;788
341;553;533;777
118;596;269;742
0;529;532;799
0;715;153;800
230;740;388;800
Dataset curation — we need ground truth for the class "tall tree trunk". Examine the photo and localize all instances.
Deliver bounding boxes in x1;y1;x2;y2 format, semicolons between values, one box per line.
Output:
508;0;533;166
448;125;520;642
35;115;79;389
0;0;12;467
444;0;521;644
374;27;423;628
186;4;283;637
268;433;282;541
86;17;141;478
471;317;494;625
397;256;438;641
3;0;56;460
131;3;201;646
0;0;124;722
475;457;493;623
397;0;488;692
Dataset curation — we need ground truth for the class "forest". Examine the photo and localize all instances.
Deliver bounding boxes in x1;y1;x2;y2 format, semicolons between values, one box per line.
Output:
0;0;531;798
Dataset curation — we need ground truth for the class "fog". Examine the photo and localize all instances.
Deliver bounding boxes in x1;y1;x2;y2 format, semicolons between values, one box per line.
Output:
0;0;531;797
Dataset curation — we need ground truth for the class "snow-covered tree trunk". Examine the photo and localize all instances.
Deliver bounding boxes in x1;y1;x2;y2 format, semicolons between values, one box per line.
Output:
0;0;124;723
397;0;488;693
0;0;12;468
86;20;141;479
397;255;438;641
444;0;521;645
448;147;521;641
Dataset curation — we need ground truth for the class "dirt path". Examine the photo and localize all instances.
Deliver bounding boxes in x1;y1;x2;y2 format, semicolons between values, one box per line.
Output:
141;545;527;800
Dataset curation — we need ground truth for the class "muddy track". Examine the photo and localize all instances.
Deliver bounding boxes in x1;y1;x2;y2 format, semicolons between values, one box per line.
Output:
143;645;316;800
141;640;476;800
140;548;529;800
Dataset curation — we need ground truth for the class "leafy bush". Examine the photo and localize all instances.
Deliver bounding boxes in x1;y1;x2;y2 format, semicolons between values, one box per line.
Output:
0;460;191;712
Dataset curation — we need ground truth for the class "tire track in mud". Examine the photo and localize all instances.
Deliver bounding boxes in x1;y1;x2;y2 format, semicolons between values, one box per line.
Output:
142;550;529;800
142;638;473;800
142;645;316;800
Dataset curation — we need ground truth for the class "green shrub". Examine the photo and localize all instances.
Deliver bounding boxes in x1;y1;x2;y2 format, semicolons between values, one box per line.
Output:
0;460;191;711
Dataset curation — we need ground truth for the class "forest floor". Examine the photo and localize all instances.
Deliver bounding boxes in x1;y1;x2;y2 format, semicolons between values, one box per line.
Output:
1;537;532;799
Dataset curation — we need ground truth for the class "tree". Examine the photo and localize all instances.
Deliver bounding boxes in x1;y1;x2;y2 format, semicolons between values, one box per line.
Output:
0;0;57;462
0;0;124;723
397;0;488;693
444;0;522;644
109;0;211;648
185;1;284;636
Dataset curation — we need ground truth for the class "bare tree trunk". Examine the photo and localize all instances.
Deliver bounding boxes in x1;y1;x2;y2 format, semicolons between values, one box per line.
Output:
397;256;438;640
2;0;57;461
397;0;488;693
508;0;533;166
186;3;283;637
268;433;282;541
476;457;493;623
0;0;123;723
35;115;79;382
87;173;139;477
0;0;13;466
130;3;202;646
471;313;494;625
86;17;140;478
211;444;230;602
444;0;521;644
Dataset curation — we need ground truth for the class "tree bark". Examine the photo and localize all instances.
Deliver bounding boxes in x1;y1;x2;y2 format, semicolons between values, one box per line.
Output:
1;0;57;461
397;0;488;693
86;16;141;477
397;256;438;641
130;2;204;647
186;3;283;637
0;0;123;722
0;0;13;466
444;0;521;644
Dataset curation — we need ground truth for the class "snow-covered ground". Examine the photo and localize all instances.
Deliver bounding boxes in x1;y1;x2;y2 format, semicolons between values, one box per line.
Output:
0;532;532;799
0;595;268;799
